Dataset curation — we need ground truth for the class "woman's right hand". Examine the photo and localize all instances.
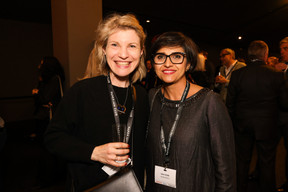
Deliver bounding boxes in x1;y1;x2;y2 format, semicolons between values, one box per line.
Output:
90;142;130;167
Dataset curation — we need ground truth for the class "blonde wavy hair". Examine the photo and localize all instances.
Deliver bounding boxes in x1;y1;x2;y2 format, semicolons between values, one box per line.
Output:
82;13;147;83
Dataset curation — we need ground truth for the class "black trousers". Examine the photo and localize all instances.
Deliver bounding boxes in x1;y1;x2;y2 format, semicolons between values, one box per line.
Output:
235;129;278;192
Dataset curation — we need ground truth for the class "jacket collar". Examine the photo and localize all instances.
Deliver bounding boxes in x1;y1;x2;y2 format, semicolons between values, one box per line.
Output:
247;58;265;66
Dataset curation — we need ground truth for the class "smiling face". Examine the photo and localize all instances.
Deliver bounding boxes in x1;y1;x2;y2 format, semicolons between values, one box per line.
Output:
103;29;143;86
153;46;190;86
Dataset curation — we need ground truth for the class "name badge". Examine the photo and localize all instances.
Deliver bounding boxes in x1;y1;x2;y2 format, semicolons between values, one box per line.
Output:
102;164;120;177
154;165;176;188
102;158;131;177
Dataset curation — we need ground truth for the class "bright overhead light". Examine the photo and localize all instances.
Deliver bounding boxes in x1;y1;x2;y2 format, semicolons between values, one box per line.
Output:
146;20;150;23
238;36;242;40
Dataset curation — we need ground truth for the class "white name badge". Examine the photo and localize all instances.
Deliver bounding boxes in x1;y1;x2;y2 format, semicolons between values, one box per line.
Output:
154;165;176;188
102;164;120;177
102;158;131;177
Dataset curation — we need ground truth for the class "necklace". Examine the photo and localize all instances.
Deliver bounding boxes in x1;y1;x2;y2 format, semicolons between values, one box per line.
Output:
111;85;129;114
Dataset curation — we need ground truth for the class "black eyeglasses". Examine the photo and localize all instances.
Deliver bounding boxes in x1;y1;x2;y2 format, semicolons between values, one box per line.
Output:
153;52;186;64
220;53;230;58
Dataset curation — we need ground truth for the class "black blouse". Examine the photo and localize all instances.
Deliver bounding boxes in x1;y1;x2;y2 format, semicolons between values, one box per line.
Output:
146;88;236;192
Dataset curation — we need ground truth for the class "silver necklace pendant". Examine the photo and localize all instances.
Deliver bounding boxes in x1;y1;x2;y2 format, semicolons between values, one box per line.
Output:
117;104;126;114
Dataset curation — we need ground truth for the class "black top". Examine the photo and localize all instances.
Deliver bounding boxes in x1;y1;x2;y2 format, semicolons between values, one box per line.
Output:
33;75;63;120
44;75;149;191
146;88;236;192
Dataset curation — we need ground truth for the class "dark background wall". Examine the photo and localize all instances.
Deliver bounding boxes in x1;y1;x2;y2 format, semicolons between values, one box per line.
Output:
0;0;101;123
0;19;53;122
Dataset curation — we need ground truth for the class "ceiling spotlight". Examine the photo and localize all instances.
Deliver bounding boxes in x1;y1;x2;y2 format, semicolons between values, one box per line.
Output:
146;20;150;23
238;36;242;40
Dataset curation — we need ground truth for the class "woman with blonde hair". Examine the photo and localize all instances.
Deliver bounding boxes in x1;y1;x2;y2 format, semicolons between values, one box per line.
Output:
45;13;149;192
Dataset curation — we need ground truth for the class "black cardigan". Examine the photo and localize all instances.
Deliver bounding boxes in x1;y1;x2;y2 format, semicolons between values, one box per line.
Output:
44;76;149;191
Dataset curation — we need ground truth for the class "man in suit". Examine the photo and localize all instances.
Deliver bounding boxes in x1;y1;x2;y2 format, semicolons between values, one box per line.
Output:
215;48;246;102
226;40;288;192
276;36;288;191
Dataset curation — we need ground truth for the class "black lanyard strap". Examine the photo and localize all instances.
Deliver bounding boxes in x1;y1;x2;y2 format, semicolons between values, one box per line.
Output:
160;80;190;166
225;62;238;78
107;74;135;143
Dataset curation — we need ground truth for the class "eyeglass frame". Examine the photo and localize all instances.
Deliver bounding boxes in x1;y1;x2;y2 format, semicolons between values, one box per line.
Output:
152;52;186;65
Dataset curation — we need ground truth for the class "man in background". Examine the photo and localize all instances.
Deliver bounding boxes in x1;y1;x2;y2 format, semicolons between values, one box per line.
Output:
276;36;288;192
215;48;246;102
226;40;288;192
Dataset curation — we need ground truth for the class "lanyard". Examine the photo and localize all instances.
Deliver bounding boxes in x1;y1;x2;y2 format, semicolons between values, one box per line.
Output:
107;74;135;143
225;62;238;78
160;80;190;166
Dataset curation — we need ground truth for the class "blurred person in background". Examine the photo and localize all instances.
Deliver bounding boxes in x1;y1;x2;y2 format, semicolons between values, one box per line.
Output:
189;50;216;89
226;40;288;192
276;36;288;192
31;56;66;189
215;48;246;102
32;56;65;141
